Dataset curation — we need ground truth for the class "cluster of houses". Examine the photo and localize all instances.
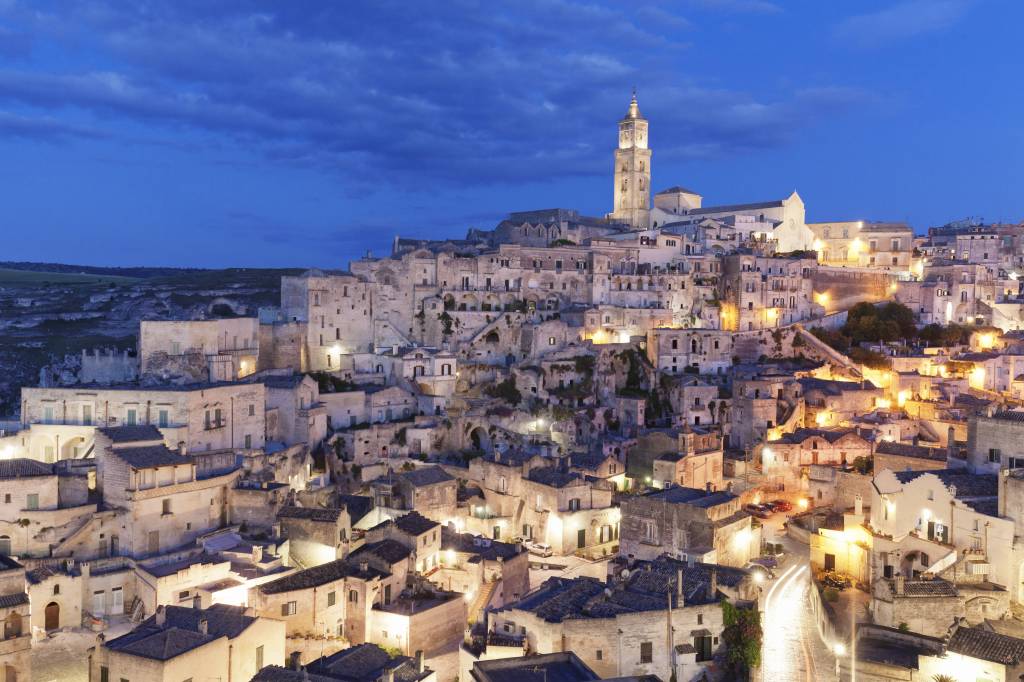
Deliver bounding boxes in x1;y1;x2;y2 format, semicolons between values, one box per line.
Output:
0;95;1023;681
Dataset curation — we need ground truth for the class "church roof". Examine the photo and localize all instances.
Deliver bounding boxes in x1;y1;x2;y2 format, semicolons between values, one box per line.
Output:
656;186;702;196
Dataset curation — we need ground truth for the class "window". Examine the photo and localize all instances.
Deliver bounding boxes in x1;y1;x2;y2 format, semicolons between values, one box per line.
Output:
349;590;359;603
596;650;603;660
568;498;581;511
640;641;653;664
100;667;109;682
244;434;252;449
989;448;1001;463
26;494;38;511
54;584;60;595
248;404;255;417
328;591;336;607
282;601;297;616
642;519;658;543
158;410;169;428
126;409;137;426
162;499;171;515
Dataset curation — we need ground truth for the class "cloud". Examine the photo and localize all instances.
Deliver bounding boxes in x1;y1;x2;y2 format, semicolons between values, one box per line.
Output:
685;0;781;14
0;1;866;191
834;0;971;47
0;110;104;142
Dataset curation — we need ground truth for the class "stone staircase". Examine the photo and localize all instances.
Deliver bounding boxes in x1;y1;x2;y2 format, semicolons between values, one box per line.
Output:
468;579;499;625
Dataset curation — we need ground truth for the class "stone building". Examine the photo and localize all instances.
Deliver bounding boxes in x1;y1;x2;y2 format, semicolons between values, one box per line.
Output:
254;643;436;682
491;556;759;682
89;603;285;682
619;486;755;566
435;527;530;611
19;381;267;459
277;506;352;567
761;427;871;491
0;556;30;682
608;93;651;230
139;318;260;383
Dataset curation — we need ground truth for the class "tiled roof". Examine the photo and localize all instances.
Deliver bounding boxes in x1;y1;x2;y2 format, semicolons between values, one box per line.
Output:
771;428;865;446
689;199;785;214
948;625;1024;664
0;593;28;608
890;579;958;597
251;666;338;682
111;444;190;469
507;557;747;622
471;652;598;682
441;528;523;561
259;560;384;595
348;539;412;566
392;511;439;536
105;604;254;660
0;459;54;479
875;441;947;461
656;186;701;196
645;486;737;508
336;494;373;524
97;424;164;443
278;506;343;523
527;467;583;488
991;410;1024;423
398;466;455;487
307;643;430;682
893;469;997;500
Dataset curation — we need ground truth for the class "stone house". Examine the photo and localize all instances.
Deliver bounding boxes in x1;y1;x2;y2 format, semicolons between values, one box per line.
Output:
645;328;733;376
0;556;30;682
873;440;951;474
651;425;724;491
277;506;352;567
20;381;267;457
139;318;260;383
761;427;871;491
391;466;458;523
89;603;285;682
0;458;91;558
619;487;755;566
434;527;530;608
263;374;328;449
364;511;441;574
254;642;436;682
491;557;759;682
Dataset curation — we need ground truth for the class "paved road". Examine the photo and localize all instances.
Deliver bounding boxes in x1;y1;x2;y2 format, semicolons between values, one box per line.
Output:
760;517;842;682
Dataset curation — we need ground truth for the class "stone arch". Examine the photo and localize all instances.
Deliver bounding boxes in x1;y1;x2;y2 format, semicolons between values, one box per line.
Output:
62;435;88;460
466;424;493;453
484;330;500;345
44;602;59;631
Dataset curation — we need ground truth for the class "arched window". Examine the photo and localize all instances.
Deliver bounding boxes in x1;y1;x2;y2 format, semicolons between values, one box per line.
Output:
0;537;10;555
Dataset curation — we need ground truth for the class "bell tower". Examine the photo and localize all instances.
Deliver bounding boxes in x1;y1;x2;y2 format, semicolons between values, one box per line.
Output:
610;91;652;230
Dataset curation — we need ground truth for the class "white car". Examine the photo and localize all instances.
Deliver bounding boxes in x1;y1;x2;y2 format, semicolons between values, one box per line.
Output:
526;542;553;557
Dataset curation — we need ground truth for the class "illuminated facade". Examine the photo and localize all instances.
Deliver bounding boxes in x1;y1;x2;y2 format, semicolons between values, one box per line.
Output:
609;93;651;230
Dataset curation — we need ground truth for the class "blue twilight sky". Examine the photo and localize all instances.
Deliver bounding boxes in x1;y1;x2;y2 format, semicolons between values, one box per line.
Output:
0;0;1021;268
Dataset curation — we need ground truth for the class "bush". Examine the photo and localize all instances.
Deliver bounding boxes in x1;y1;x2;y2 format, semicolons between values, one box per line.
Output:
486;377;522;406
848;347;892;370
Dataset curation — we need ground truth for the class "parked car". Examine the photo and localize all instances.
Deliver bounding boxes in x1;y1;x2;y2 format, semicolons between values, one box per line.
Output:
751;555;779;569
822;571;851;590
526;541;553;557
769;500;794;513
744;562;775;581
744;503;772;519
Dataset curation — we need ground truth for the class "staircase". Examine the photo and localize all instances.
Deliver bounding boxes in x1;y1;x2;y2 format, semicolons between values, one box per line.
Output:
468;580;499;625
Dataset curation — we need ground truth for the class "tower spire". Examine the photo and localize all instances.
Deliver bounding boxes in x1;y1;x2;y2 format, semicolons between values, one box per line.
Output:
626;89;641;120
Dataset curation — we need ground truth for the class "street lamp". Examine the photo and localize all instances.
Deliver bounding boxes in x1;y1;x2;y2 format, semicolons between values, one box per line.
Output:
834;642;846;680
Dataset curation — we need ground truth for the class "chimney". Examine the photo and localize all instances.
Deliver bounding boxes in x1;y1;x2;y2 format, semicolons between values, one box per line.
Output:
178;442;187;456
192;596;202;610
382;668;395;682
854;494;863;518
676;568;684;599
289;651;303;671
707;569;718;600
155;605;166;626
252;545;264;563
360;561;369;572
687;555;695;568
894;574;905;596
415;650;425;673
198;617;208;635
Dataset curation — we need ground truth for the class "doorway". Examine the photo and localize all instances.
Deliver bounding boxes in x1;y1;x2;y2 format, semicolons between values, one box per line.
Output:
44;602;59;630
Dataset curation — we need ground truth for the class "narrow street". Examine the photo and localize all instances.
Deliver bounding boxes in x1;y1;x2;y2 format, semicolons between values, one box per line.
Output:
760;517;840;681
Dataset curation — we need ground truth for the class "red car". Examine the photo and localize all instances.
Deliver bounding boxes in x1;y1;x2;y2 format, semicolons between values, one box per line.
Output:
769;500;794;513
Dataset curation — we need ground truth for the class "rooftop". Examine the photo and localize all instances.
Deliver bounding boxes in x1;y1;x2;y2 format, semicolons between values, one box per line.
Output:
398;465;455;487
97;424;164;443
471;652;598;682
0;458;55;479
104;604;255;661
644;486;738;508
278;506;344;523
110;444;191;470
892;469;997;500
948;625;1024;665
259;559;385;595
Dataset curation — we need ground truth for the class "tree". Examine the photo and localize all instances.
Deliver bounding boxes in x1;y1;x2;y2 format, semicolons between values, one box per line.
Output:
486;377;522;406
721;599;762;679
